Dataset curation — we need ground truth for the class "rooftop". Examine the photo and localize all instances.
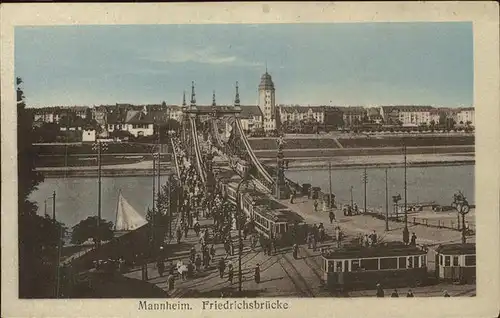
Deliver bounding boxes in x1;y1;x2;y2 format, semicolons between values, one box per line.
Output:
259;72;275;91
322;241;426;259
435;243;475;255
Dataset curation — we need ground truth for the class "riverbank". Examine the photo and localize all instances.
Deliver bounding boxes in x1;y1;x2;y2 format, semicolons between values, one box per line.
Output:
36;152;474;177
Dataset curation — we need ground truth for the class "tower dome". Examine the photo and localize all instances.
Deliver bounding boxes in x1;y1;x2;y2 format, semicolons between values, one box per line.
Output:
259;72;275;90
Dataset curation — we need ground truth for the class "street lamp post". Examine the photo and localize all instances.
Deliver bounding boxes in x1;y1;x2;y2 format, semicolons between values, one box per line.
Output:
52;191;56;221
236;170;251;294
452;191;470;244
385;168;389;231
92;141;108;248
402;143;409;244
350;186;354;208
362;168;368;214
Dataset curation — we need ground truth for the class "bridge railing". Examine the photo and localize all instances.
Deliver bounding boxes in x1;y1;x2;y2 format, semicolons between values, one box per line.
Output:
234;119;275;187
189;117;207;184
170;138;182;179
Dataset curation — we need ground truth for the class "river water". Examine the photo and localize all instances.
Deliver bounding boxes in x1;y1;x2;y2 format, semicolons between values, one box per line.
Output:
30;165;474;228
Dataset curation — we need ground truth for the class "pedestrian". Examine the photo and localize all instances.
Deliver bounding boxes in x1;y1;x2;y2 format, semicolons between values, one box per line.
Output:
193;221;200;237
406;289;414;297
292;244;298;259
410;232;417;246
157;260;165;277
290;192;295;204
314;200;318;212
210;244;216;261
312;237;317;252
307;233;313;249
391;289;399;297
218;258;225;279
337;230;343;248
329;211;335;224
176;228;182;244
190;247;196;263
370;230;377;245
363;234;370;247
254;264;261;284
376;283;384;298
167;272;175;291
443;290;450;297
228;263;234;283
195;255;202;272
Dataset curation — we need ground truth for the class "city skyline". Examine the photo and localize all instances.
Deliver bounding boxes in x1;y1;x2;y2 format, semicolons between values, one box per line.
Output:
15;22;473;108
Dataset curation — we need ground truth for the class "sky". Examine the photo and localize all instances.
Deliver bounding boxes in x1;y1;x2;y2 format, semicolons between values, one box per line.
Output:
15;22;473;108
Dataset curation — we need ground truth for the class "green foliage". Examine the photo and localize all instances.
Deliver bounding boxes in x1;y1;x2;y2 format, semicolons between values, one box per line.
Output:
17;77;67;298
17;77;44;215
71;216;114;245
33;122;60;143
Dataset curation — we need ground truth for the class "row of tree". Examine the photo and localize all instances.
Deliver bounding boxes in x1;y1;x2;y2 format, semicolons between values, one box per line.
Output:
18;77;67;298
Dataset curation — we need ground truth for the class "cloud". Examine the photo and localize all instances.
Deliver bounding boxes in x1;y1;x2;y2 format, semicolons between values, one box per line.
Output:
145;46;261;67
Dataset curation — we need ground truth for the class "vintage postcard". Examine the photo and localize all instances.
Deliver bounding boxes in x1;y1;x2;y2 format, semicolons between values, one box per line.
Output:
1;2;499;318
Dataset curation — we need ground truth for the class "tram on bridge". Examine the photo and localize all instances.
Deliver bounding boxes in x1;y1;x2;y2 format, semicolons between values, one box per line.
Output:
222;179;306;246
321;241;428;292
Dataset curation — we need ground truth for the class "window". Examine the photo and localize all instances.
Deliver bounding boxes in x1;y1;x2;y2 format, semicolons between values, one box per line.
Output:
465;255;476;266
408;256;413;268
379;257;398;270
328;261;334;273
351;259;361;271
360;258;379;271
335;261;343;272
453;256;459;266
439;255;443;265
421;256;426;268
444;256;451;266
413;256;420;268
399;257;407;269
344;260;349;272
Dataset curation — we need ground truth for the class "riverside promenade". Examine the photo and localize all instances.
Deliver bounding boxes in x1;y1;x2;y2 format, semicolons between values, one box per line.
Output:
121;191;475;298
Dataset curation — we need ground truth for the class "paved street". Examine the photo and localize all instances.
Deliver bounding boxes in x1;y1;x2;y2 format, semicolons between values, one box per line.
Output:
121;200;475;297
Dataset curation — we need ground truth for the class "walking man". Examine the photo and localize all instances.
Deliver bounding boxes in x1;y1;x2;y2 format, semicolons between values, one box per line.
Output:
376;283;384;298
254;264;261;284
329;211;335;224
228;263;234;284
410;232;417;246
314;199;319;212
218;258;226;279
292;244;298;259
176;227;182;244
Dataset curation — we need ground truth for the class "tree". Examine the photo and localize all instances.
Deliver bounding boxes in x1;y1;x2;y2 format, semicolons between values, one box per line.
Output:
17;77;44;214
71;216;114;246
18;77;65;298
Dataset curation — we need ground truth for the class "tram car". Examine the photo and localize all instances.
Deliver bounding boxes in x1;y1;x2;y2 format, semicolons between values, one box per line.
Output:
321;241;428;292
434;243;476;284
222;179;307;246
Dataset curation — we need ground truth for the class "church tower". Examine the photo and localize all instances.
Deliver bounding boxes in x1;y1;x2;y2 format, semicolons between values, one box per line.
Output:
258;68;276;131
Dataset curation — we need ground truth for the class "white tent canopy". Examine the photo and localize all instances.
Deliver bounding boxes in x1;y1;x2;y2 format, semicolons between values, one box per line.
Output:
114;191;148;231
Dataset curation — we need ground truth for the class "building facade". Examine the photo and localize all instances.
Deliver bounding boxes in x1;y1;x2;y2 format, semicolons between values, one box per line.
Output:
258;71;277;131
456;107;475;126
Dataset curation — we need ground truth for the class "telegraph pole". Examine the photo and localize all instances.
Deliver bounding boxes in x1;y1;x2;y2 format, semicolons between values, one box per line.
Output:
403;143;409;244
152;151;156;245
92;141;108;247
157;129;161;198
363;168;367;214
385;168;389;231
328;161;333;208
52;191;56;221
350;186;354;208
